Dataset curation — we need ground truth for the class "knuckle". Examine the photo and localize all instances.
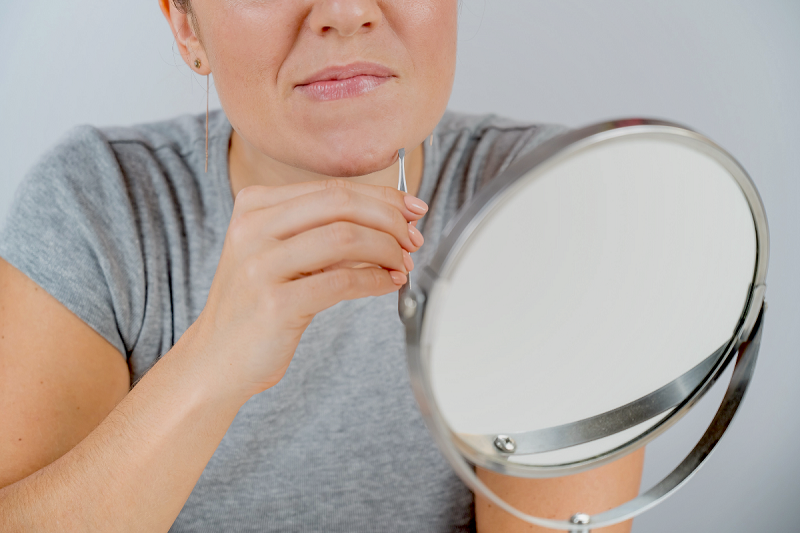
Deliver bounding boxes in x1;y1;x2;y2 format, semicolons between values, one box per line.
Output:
328;269;355;293
380;230;402;255
323;186;354;210
326;222;357;246
258;286;284;318
242;255;262;284
234;185;259;207
324;178;352;191
380;185;396;204
228;212;253;246
391;209;409;238
382;185;404;209
366;268;386;290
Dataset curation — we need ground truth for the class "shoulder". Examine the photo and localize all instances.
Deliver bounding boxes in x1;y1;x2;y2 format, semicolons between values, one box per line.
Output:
36;111;227;181
100;111;220;159
39;112;211;160
433;111;567;181
12;111;231;224
435;110;567;147
0;112;231;357
427;110;568;203
416;111;567;254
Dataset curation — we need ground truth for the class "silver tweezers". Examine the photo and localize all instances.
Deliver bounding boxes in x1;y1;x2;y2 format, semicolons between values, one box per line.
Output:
397;148;407;193
397;148;412;295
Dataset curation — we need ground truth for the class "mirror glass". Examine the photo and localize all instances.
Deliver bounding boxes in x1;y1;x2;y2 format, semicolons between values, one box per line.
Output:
420;132;758;471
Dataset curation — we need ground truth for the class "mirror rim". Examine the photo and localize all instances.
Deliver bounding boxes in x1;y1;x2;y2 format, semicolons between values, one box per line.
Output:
402;118;769;478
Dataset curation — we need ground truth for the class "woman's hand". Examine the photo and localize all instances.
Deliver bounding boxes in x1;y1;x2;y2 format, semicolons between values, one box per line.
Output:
0;178;428;533
191;179;428;400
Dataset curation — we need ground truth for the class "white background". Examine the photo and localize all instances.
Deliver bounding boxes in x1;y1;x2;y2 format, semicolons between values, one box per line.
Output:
1;1;798;531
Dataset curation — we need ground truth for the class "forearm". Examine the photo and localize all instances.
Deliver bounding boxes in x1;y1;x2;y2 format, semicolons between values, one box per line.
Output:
0;324;247;532
0;181;424;531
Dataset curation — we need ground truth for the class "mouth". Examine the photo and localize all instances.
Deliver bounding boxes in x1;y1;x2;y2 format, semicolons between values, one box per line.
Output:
295;62;396;102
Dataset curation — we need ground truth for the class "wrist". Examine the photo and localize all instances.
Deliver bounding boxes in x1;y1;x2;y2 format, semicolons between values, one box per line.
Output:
162;316;255;411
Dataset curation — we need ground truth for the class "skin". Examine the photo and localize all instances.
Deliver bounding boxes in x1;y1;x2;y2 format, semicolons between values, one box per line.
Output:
184;0;453;188
477;451;645;533
0;1;643;531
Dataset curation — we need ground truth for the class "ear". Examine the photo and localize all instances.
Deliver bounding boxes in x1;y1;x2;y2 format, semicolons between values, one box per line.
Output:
159;0;211;75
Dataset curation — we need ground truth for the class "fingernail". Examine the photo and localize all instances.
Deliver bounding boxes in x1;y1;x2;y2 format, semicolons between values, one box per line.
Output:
403;250;415;272
390;271;408;285
404;196;429;215
408;223;424;247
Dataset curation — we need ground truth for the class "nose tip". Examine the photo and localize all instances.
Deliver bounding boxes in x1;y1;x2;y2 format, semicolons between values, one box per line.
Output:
310;1;382;37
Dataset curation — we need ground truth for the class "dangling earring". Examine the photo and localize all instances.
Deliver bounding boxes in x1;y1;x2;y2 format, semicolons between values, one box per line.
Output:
194;58;209;173
205;73;209;173
428;134;434;147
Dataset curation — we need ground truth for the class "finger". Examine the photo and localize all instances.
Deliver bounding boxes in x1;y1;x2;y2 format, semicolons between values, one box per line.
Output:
254;187;421;252
330;261;381;271
233;179;428;221
315;249;414;274
284;267;406;318
271;222;407;280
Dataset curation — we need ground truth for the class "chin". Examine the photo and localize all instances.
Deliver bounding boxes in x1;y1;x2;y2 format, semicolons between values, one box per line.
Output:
318;152;394;178
279;99;415;177
301;131;402;178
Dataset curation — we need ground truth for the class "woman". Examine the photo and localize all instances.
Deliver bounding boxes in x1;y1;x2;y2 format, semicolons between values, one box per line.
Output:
0;1;644;531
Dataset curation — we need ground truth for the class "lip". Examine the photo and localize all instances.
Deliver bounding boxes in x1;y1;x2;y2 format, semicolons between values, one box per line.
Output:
297;62;395;86
295;61;396;101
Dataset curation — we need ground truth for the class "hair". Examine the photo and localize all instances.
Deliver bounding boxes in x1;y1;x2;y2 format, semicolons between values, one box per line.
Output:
172;0;199;36
172;0;192;14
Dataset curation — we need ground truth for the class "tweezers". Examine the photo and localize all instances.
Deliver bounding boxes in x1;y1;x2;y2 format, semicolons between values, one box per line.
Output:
397;148;407;193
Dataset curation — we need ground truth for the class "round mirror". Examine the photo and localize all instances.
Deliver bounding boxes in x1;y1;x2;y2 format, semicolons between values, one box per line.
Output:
401;119;768;530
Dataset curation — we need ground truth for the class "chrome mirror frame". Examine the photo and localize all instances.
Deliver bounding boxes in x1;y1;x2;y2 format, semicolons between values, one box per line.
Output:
400;119;769;531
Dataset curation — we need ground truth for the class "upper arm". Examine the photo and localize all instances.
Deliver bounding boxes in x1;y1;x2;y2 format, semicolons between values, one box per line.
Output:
0;258;130;488
475;447;645;533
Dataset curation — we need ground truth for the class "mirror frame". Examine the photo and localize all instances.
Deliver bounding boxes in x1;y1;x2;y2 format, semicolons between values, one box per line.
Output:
400;119;769;530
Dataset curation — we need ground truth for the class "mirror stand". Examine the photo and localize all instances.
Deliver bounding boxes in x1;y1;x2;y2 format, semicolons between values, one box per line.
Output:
404;290;765;531
402;119;770;531
568;513;591;533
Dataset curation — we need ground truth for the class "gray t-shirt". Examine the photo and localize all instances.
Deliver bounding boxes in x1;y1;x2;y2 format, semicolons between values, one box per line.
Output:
0;110;564;532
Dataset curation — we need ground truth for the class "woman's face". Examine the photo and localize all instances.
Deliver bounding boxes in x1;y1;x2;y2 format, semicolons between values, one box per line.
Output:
187;0;458;177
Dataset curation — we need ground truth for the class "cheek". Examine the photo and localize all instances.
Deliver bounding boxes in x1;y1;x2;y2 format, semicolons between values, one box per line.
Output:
203;6;297;118
406;2;458;74
198;0;459;177
394;1;458;115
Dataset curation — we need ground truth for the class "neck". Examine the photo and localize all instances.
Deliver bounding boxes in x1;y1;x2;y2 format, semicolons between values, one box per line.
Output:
228;129;425;197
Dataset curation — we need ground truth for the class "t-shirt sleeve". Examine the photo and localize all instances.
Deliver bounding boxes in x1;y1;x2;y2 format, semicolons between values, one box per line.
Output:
0;126;145;358
474;120;569;192
431;112;569;208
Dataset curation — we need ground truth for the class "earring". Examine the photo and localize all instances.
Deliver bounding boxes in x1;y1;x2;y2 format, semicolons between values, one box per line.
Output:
205;73;209;173
192;57;210;172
